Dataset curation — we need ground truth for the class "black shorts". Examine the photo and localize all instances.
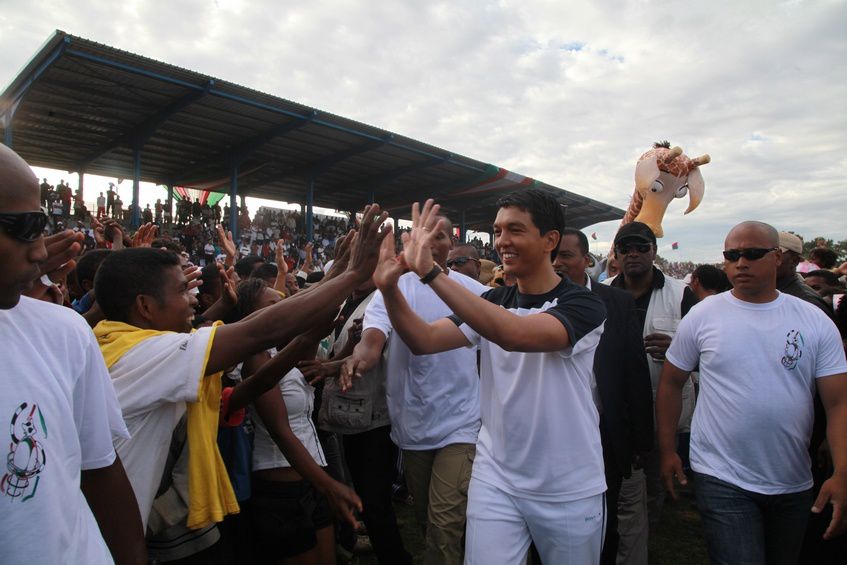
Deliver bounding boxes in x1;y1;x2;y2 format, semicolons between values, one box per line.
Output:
248;476;332;559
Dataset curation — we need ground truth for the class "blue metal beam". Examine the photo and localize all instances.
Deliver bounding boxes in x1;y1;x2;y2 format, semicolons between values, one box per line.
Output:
76;81;212;169
62;48;485;175
460;209;467;243
1;36;70;118
131;147;141;228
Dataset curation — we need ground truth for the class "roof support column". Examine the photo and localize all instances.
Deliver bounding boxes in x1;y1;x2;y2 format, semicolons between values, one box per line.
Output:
77;172;85;210
131;146;141;229
306;176;315;241
166;183;173;226
229;164;239;238
460;208;467;243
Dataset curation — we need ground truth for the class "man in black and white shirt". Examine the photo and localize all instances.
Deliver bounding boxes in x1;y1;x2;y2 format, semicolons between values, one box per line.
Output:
360;190;607;564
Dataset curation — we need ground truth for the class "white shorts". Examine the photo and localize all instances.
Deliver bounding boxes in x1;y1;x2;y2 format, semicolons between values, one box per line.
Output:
465;477;605;564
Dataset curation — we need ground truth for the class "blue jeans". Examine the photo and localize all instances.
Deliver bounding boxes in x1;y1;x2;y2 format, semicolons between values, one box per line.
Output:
692;472;812;565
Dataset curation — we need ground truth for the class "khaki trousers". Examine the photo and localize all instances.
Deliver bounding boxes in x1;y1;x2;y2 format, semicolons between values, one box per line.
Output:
403;443;475;565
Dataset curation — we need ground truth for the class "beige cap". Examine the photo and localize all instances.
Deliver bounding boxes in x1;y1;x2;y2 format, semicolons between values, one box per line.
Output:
778;232;803;254
478;259;496;285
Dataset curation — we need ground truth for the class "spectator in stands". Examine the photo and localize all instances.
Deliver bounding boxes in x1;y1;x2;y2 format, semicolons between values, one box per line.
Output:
688;264;732;301
96;192;106;219
658;220;847;565
0;142;146;564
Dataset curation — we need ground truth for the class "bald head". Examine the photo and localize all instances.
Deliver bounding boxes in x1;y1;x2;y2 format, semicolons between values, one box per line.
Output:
0;144;39;206
725;221;779;248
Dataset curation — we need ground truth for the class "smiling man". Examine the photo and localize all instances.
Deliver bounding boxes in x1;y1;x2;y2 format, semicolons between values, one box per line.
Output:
0;143;145;564
91;206;390;531
365;191;607;563
657;221;847;564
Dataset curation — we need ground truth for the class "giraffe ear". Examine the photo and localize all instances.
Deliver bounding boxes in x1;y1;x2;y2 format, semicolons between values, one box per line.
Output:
635;156;660;190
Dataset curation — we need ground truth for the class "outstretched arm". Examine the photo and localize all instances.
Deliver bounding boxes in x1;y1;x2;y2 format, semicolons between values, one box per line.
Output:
206;204;390;375
393;200;576;352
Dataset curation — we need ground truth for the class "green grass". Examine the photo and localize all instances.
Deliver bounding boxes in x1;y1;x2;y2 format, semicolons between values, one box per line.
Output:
352;484;708;564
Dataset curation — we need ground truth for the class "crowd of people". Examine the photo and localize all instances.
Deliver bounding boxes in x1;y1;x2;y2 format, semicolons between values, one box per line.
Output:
3;140;847;565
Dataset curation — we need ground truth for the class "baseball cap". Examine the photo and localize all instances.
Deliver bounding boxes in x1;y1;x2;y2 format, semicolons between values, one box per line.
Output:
778;232;803;254
614;222;657;247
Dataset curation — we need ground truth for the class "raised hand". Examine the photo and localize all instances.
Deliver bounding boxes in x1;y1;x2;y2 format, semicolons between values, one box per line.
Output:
40;230;85;283
219;264;237;307
215;224;237;266
373;231;405;292
274;239;288;277
346;204;391;284
183;264;203;292
326;230;355;280
401;199;444;277
131;222;157;248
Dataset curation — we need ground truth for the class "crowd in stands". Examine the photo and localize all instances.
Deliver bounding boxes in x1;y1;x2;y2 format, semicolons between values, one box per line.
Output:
5;146;847;565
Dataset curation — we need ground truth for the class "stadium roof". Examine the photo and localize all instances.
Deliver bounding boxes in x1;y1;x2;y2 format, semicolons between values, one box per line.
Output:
0;30;624;231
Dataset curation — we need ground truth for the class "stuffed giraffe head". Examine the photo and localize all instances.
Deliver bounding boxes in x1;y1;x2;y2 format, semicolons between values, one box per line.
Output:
630;141;710;238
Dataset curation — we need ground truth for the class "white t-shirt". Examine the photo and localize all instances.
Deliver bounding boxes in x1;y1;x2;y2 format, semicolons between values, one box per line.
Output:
0;297;128;564
364;270;487;450
251;368;326;470
453;278;607;501
108;326;218;529
666;291;847;494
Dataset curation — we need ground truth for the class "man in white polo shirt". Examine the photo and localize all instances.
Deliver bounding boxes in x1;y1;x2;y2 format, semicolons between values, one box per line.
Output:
658;221;847;564
344;216;487;564
355;191;607;564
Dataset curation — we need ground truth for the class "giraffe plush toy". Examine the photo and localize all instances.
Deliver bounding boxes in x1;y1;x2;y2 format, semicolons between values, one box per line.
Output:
622;141;710;238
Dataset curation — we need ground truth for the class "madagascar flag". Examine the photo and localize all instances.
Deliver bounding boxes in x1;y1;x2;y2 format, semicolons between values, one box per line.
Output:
672;242;679;250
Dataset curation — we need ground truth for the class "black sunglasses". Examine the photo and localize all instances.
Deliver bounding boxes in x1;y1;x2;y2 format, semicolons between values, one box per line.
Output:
0;209;49;242
722;247;778;262
447;256;480;267
616;242;652;254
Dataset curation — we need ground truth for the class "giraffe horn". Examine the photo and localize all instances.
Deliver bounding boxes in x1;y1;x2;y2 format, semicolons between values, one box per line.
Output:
690;154;711;167
663;147;683;163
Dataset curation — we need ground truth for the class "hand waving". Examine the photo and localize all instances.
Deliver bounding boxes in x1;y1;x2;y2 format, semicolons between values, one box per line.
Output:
400;199;444;277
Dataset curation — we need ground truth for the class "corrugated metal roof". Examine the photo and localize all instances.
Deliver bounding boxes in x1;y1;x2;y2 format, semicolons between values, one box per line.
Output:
1;30;623;229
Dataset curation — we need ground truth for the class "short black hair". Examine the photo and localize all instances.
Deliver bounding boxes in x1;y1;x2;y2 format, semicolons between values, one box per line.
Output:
74;249;111;289
804;269;840;286
95;248;181;322
251;262;278;281
692;264;732;293
809;248;838;269
224;278;269;324
496;189;565;261
561;228;589;255
235;255;264;279
151;238;184;253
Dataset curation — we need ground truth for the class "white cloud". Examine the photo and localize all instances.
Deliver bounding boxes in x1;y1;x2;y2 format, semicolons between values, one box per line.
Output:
2;0;846;262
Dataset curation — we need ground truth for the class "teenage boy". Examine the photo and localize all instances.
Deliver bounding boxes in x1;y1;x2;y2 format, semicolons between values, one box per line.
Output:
362;191;608;563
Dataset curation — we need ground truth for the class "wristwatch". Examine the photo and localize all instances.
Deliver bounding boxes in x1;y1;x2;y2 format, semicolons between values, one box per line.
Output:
419;264;443;285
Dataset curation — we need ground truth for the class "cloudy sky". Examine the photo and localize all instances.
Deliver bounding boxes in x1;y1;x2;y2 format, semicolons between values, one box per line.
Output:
2;0;845;261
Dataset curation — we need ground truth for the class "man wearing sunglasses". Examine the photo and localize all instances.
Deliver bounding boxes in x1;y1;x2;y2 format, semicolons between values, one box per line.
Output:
603;221;697;564
0;143;146;564
447;243;482;281
657;221;847;564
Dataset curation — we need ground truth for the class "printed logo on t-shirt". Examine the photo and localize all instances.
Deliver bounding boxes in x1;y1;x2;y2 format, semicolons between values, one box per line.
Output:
780;330;804;370
1;402;47;502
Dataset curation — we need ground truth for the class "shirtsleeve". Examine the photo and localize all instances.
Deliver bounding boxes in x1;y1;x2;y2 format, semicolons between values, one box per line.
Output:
665;312;701;372
543;290;606;352
74;330;130;471
813;315;847;379
362;289;392;338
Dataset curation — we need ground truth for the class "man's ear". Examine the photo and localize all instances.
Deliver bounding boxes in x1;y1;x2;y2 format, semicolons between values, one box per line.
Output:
543;230;561;255
135;294;159;324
